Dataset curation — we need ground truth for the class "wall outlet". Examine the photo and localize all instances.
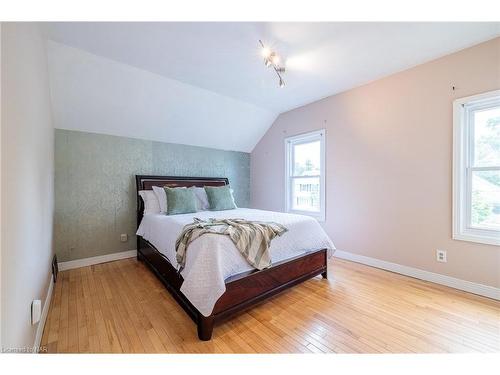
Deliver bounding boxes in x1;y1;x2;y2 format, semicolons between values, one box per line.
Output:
31;300;41;325
436;249;447;263
120;233;128;242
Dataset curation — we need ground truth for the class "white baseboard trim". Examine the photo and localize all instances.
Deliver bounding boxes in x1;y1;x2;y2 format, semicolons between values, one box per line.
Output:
34;276;54;352
58;250;137;271
334;250;500;301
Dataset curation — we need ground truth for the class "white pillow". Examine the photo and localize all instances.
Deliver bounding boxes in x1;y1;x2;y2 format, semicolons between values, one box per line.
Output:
190;187;210;210
139;190;161;215
230;188;238;208
152;185;168;213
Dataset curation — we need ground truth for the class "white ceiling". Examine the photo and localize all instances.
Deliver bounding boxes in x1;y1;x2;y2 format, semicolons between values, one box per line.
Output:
43;22;500;152
44;22;500;112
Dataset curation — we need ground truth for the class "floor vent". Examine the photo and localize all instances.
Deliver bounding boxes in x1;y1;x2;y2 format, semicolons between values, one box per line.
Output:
52;254;59;283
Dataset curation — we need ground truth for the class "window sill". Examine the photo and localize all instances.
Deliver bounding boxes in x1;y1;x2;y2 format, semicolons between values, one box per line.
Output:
453;231;499;246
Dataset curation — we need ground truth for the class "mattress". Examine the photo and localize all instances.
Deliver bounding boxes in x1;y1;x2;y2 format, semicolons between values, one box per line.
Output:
136;208;335;316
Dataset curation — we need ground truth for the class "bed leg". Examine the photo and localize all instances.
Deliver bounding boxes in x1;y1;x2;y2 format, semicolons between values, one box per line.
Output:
197;316;214;341
321;269;328;279
137;250;143;261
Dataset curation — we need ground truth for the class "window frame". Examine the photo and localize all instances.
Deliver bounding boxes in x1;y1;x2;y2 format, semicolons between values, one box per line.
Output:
452;90;500;246
284;129;326;221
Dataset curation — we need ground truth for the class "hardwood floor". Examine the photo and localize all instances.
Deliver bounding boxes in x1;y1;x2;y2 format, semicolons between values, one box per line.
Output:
40;257;500;353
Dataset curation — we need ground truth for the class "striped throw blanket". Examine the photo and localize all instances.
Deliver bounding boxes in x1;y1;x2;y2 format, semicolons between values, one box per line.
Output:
175;218;287;272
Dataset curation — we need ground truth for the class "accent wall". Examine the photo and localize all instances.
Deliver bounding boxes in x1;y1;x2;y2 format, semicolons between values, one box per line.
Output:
55;129;250;262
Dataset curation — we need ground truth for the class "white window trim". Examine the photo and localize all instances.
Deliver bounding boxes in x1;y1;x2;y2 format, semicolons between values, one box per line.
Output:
452;89;500;246
285;129;326;221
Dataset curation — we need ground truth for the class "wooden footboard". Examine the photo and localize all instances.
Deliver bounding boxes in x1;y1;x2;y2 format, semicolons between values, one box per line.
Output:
214;249;327;315
137;237;327;340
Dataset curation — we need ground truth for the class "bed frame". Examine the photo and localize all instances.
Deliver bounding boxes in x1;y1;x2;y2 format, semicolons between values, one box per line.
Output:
135;175;328;340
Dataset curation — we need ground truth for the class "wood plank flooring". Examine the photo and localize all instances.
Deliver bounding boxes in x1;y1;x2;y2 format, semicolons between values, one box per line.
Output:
40;257;500;353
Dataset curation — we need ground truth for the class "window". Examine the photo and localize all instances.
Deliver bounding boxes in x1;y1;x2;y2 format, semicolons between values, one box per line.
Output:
453;90;500;246
285;129;325;221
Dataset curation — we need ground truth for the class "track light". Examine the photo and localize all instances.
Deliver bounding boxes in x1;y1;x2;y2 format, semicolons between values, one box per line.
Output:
259;40;286;88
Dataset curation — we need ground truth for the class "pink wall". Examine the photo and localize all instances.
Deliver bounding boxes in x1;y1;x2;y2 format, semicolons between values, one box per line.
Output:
251;37;500;288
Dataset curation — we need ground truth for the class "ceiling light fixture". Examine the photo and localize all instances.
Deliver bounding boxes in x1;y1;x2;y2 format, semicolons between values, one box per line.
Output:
259;40;286;88
261;47;271;58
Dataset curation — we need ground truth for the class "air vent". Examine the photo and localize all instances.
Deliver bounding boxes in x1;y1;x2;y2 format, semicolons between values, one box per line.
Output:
52;254;59;282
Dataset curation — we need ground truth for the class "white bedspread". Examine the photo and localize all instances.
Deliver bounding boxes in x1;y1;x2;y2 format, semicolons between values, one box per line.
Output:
136;208;335;316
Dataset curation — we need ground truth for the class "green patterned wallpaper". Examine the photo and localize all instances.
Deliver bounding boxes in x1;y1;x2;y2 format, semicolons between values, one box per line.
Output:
55;129;250;262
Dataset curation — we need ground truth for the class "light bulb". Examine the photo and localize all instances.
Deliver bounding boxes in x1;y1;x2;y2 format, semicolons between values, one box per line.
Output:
261;47;271;58
271;54;280;65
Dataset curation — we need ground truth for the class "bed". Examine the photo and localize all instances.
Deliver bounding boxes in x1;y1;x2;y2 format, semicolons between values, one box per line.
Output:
135;175;334;340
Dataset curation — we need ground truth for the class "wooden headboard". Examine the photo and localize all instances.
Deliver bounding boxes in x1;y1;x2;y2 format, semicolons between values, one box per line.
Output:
135;175;229;226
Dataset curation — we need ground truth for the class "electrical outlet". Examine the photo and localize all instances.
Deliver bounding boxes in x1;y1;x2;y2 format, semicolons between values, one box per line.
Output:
120;233;128;242
436;249;447;263
31;300;41;325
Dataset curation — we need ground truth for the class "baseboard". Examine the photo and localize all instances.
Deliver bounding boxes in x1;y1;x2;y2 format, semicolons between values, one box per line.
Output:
58;250;137;271
34;276;54;352
334;250;500;301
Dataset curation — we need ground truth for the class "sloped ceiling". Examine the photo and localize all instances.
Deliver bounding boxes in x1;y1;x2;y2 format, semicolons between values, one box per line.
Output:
44;22;500;152
47;41;276;152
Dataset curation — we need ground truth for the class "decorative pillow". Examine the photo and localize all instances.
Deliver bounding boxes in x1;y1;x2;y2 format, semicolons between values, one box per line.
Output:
204;185;237;211
152;185;168;213
138;190;161;215
190;187;210;210
164;187;198;215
